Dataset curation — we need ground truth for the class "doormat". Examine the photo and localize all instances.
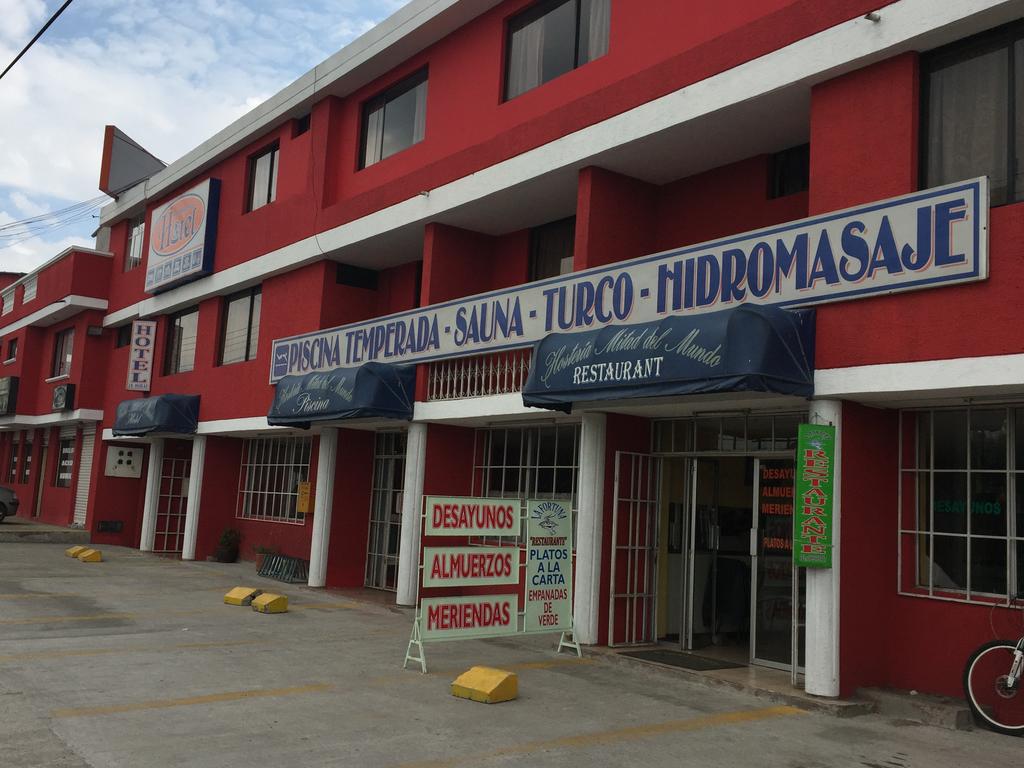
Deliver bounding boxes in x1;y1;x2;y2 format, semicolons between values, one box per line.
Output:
619;649;745;671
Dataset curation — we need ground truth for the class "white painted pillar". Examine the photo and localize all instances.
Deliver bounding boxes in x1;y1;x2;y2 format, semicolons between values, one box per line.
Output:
804;400;842;697
573;412;607;644
181;435;207;561
396;422;428;606
308;427;339;588
138;438;164;552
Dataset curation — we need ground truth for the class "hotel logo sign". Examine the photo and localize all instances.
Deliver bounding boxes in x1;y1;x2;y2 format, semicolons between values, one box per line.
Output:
145;178;221;294
272;178;988;382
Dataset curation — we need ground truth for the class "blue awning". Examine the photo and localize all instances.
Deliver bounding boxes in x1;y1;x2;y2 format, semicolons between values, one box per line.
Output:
522;304;815;412
112;394;201;436
267;362;415;428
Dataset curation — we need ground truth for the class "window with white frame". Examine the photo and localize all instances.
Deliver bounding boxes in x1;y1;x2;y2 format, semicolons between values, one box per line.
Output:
236;436;312;523
900;407;1024;602
472;424;580;545
125;215;145;271
1;289;13;316
22;276;36;303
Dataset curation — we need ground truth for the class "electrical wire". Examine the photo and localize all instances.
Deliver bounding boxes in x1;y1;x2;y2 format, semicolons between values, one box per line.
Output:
0;194;106;252
0;0;75;83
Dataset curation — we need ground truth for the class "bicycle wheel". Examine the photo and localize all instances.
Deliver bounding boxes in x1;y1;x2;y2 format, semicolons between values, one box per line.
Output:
964;640;1024;735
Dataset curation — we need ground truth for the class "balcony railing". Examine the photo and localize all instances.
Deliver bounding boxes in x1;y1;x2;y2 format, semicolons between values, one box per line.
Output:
427;348;533;401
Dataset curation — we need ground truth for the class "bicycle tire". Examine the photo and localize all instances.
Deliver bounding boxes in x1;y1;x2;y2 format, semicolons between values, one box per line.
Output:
964;639;1024;736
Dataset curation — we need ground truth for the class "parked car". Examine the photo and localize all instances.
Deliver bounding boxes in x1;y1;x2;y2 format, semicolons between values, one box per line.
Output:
0;486;19;522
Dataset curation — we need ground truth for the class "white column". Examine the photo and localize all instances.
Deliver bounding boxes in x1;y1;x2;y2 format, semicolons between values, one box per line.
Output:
308;427;339;588
181;435;207;561
396;422;428;606
804;400;842;697
138;438;164;552
573;412;607;644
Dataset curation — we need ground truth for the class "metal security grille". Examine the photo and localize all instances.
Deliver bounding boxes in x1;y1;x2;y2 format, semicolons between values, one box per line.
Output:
364;431;407;590
609;452;662;646
154;457;190;554
427;349;532;401
471;423;581;546
72;425;95;527
236;437;311;524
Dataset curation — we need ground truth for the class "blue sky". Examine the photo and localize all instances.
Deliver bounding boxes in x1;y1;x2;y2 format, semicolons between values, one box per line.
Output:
0;0;405;273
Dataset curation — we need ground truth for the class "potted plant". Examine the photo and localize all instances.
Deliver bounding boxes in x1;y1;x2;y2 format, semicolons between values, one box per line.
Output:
215;528;241;563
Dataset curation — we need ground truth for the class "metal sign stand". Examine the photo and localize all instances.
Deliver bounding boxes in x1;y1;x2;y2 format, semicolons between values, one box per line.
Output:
403;497;583;673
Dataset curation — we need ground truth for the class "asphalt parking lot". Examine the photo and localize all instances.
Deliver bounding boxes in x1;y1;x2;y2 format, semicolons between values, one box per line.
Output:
1;542;1021;768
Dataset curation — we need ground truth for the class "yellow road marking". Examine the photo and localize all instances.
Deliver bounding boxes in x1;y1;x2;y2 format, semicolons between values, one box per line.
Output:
395;706;803;768
0;639;259;663
52;683;333;718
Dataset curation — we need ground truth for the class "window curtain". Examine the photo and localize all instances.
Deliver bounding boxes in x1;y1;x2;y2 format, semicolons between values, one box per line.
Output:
413;80;428;145
927;48;1008;203
507;18;545;99
584;0;610;62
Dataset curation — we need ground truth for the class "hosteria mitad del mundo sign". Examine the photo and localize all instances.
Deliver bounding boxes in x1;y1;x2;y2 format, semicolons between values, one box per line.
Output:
793;424;836;569
403;496;579;672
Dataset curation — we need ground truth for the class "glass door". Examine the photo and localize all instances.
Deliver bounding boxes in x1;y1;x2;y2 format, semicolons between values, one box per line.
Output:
751;457;804;669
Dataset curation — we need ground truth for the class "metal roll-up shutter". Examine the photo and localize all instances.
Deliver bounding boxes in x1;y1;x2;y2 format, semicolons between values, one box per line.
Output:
72;425;95;527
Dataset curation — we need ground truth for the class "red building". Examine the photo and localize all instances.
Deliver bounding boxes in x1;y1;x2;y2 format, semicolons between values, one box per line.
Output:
6;0;1024;701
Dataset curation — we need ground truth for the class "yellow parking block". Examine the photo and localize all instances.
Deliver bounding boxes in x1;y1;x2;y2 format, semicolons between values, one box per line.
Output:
77;549;103;563
223;587;263;606
251;593;288;614
451;667;518;704
65;546;88;558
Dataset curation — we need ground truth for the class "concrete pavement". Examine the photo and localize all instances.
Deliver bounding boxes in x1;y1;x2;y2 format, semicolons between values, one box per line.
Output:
0;542;1019;767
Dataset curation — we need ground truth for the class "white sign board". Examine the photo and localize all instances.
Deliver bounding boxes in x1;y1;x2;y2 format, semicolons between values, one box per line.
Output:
525;500;573;633
273;178;988;381
125;320;157;392
145;178;220;294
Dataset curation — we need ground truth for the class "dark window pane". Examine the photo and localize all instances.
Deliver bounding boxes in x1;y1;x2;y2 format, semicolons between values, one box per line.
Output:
772;415;801;451
747;416;772;451
932;535;967;589
926;47;1009;204
578;0;610;62
1015;408;1024;469
556;424;577;465
361;72;427;168
695;418;719;451
530;218;575;280
381;81;426;161
970;409;1007;470
933;410;967;469
721;417;745;451
1018;539;1024;599
1016;475;1024;548
933;472;967;533
971;472;1007;536
971;537;1007;595
537;427;556;465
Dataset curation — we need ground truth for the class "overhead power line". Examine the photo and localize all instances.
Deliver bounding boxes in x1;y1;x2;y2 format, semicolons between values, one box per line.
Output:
0;194;107;252
0;0;75;83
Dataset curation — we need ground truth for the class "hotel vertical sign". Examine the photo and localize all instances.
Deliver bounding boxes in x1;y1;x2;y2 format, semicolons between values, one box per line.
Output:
793;424;836;569
126;320;157;392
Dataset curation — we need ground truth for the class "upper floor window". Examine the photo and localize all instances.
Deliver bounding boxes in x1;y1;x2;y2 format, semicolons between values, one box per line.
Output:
768;144;810;199
504;0;610;101
125;215;145;271
5;338;17;362
220;286;262;365
922;23;1024;206
529;217;576;281
51;327;74;378
164;307;199;375
22;276;36;303
1;289;13;316
248;143;279;212
360;69;428;169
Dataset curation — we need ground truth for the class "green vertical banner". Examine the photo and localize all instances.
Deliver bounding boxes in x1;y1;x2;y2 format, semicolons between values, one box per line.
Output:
525;499;573;633
793;423;836;569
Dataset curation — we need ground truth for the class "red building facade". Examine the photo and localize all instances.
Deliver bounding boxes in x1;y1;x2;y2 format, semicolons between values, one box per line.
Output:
5;0;1024;700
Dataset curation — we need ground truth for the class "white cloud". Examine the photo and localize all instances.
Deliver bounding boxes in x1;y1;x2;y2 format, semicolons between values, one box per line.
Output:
9;192;46;217
0;0;406;273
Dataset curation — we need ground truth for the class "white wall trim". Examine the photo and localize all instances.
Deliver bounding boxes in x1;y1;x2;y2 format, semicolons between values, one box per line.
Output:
0;296;108;337
815;352;1024;400
412;393;554;423
102;0;1019;326
0;409;103;430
